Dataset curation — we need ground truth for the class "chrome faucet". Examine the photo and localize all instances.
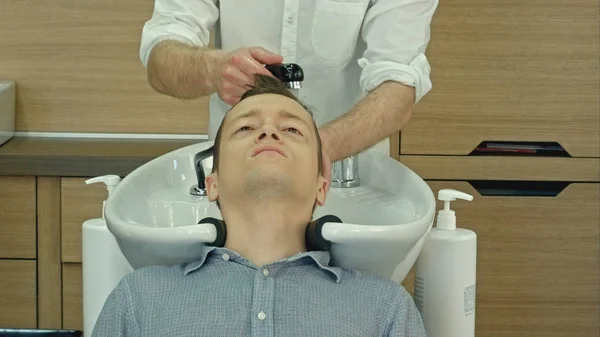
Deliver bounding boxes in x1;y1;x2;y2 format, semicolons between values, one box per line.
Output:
190;146;214;196
331;155;360;188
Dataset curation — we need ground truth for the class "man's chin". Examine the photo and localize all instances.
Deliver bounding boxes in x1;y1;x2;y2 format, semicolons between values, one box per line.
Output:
242;171;292;200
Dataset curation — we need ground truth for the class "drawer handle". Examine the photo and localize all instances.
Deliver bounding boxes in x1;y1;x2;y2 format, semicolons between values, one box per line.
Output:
468;141;571;157
467;180;570;197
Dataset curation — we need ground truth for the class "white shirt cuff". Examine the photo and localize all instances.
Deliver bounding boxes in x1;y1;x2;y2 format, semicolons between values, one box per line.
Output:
358;53;432;103
139;15;208;68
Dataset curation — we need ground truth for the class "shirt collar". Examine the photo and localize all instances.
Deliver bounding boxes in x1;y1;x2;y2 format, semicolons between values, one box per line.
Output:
182;245;218;275
183;245;343;283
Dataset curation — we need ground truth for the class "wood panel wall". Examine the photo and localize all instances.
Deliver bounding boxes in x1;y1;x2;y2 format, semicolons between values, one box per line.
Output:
4;0;597;148
0;0;210;134
403;0;600;157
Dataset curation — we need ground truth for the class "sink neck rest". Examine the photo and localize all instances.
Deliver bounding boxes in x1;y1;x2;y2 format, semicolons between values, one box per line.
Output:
198;215;342;252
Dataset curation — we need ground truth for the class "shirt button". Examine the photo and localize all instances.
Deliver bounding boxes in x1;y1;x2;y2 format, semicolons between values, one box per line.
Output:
222;253;230;261
287;16;295;23
257;311;267;320
262;268;269;277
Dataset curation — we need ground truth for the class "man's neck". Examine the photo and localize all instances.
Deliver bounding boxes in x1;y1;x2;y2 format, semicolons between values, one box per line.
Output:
221;199;310;266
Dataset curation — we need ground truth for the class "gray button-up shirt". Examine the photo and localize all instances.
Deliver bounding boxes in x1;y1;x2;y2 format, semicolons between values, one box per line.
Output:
92;246;426;336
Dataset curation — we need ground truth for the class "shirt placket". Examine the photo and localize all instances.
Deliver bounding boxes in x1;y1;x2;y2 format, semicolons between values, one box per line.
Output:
280;0;299;62
250;266;276;337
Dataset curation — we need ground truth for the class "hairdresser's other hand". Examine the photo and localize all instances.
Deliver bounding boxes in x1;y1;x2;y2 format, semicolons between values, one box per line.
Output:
212;47;283;106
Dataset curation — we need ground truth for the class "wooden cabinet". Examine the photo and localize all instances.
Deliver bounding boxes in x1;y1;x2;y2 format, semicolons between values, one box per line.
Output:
0;176;36;259
399;156;600;182
428;181;598;337
62;263;83;331
0;176;61;329
37;177;63;329
0;177;38;328
396;3;600;333
401;0;599;157
0;260;37;328
399;154;600;337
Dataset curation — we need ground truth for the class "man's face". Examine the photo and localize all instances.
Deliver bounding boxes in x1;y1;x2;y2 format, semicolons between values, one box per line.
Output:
206;93;327;211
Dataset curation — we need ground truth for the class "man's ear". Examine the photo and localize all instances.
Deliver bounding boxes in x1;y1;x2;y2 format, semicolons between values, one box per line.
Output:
205;172;219;202
315;175;328;206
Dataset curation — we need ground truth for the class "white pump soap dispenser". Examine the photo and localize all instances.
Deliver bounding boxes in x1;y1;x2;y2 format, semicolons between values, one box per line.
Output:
436;188;473;230
81;174;132;337
85;174;121;220
414;188;477;337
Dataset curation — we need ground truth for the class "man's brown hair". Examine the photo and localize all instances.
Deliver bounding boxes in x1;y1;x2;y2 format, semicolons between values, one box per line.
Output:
211;74;323;174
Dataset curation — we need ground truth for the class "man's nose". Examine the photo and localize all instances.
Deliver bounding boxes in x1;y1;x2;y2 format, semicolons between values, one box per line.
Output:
256;124;281;142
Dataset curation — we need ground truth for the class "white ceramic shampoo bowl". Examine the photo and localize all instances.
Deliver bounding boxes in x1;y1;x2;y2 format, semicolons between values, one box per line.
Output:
104;141;436;283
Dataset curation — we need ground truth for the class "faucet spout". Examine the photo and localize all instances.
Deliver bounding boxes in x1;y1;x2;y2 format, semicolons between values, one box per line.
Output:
331;155;360;188
190;146;214;196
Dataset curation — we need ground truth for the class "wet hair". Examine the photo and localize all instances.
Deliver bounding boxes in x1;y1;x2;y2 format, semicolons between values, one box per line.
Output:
211;74;323;174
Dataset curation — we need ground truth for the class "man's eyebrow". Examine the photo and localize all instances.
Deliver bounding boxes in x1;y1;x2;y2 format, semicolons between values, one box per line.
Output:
231;108;310;127
230;109;260;123
278;110;311;128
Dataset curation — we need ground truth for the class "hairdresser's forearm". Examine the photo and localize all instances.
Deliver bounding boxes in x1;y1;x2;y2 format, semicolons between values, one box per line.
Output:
319;81;415;162
146;40;226;99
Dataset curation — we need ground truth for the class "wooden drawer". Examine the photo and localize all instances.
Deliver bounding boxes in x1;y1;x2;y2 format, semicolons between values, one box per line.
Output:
0;176;36;258
61;178;106;263
0;260;37;328
405;181;599;337
62;263;83;331
399;156;600;182
401;0;599;157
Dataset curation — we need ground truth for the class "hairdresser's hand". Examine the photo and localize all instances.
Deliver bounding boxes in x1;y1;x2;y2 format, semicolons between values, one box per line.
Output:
212;47;283;106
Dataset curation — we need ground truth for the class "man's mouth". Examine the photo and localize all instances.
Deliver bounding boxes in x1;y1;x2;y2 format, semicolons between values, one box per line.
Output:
252;145;286;157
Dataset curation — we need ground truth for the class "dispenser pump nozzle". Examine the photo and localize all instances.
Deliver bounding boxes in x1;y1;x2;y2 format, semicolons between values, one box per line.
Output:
85;175;121;195
85;175;121;219
436;189;473;230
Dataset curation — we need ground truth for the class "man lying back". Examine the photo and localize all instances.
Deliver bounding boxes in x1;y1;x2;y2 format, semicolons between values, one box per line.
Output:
92;75;426;337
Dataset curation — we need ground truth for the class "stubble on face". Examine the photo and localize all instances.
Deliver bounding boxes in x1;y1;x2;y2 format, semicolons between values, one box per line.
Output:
217;94;321;210
241;168;291;204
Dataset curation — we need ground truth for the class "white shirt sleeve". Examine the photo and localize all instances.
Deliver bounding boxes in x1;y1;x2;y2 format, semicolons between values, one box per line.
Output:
139;0;220;68
358;0;439;103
